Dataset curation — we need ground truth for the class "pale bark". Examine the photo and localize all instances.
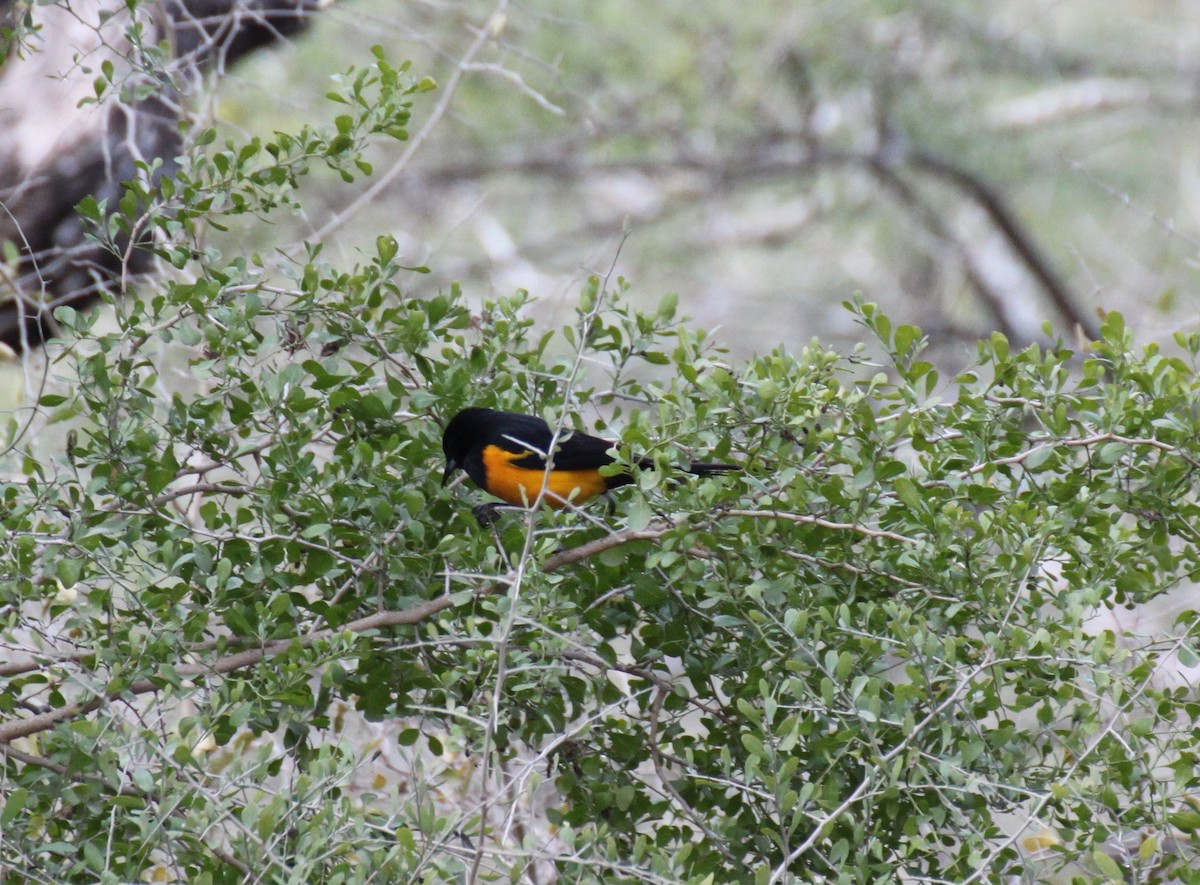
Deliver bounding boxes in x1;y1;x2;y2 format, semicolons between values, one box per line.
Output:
0;0;319;352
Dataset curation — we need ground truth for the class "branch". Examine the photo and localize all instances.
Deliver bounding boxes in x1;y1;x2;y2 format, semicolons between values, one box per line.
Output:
310;0;508;243
540;525;674;571
723;509;920;545
0;740;251;875
966;431;1196;476
0;512;688;742
0;594;455;742
647;686;734;860
908;149;1101;341
867;159;1025;343
3;493;916;746
406;136;1096;346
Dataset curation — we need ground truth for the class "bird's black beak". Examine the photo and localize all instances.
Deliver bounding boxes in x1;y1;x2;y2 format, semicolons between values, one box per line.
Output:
442;460;458;487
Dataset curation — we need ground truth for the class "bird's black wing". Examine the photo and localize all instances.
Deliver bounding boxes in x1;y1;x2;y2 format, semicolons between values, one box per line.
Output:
545;430;621;471
491;412;619;471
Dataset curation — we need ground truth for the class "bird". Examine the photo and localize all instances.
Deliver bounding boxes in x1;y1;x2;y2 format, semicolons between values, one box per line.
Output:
441;407;737;512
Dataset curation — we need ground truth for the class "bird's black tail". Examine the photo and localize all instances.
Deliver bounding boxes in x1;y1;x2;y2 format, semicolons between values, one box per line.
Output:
685;461;740;476
630;456;739;477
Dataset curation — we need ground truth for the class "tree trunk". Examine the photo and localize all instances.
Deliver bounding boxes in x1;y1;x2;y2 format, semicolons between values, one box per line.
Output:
0;0;320;352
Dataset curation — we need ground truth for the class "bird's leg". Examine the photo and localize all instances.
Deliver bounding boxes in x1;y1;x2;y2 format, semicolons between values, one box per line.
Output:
471;503;511;569
471;502;505;527
603;493;617;518
472;502;528;569
470;502;529;526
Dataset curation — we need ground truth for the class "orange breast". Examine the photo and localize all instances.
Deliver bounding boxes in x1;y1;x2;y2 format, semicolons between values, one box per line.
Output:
481;445;609;508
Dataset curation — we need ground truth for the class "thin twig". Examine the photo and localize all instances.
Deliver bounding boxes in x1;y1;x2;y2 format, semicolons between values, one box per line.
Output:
966;431;1193;475
723;509;920;545
0;595;454;743
647;686;735;861
309;0;509;243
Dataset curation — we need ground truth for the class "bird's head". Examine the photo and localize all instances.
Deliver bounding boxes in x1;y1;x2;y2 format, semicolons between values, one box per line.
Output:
441;407;498;486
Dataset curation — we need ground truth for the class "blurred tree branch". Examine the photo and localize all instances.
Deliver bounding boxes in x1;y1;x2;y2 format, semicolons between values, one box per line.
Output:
0;0;323;353
406;128;1101;343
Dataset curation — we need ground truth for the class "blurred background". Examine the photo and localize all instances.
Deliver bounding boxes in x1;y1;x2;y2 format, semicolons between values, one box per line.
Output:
214;0;1200;366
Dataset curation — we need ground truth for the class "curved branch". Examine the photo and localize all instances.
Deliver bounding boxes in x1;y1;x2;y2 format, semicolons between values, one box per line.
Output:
0;515;679;743
908;148;1101;341
540;525;674;571
0;725;252;874
4;499;920;746
0;594;453;742
866;159;1024;342
723;508;920;545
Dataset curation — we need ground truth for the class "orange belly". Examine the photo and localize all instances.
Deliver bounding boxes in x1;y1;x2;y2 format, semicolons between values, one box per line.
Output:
481;446;609;508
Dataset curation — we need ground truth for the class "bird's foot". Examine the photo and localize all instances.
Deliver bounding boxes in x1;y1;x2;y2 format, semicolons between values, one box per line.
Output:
472;502;504;527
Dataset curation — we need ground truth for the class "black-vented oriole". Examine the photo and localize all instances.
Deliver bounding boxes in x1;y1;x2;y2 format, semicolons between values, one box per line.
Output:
441;407;737;509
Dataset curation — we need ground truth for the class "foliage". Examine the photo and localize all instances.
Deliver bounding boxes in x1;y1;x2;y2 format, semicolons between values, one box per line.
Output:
3;27;1200;885
263;0;1200;356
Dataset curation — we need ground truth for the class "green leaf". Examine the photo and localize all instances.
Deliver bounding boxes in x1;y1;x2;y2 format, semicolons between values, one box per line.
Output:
625;496;652;532
1092;849;1123;880
2;788;27;827
1168;811;1200;832
1138;834;1157;862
